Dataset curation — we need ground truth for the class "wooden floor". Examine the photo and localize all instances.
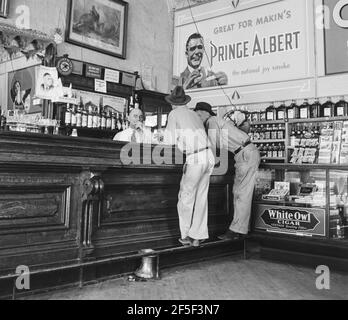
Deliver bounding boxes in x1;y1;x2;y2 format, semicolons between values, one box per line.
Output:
23;253;348;300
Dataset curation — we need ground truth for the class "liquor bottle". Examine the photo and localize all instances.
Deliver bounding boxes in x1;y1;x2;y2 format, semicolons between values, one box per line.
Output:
260;110;267;122
117;113;123;131
87;105;93;128
299;99;310;119
277;124;284;140
290;126;296;148
287;100;299;119
134;94;140;109
272;124;278;140
264;124;270;140
100;107;107;130
321;97;334;118
111;112;117;131
76;100;82;128
65;104;72;126
310;99;320;119
122;114;127;131
334;96;347;117
81;105;88;128
93;106;99;129
106;111;112;130
276;102;286;120
71;105;77;127
272;143;278;158
266;103;276;121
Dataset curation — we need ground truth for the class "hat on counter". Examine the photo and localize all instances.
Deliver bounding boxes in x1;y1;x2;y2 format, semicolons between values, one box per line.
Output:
194;102;216;116
165;86;191;106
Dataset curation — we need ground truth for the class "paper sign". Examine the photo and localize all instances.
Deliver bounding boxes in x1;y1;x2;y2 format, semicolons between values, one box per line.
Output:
105;69;120;83
95;79;107;93
86;64;102;79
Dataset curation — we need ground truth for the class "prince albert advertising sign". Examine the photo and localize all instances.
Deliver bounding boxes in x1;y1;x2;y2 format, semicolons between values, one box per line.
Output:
254;204;326;237
173;0;312;91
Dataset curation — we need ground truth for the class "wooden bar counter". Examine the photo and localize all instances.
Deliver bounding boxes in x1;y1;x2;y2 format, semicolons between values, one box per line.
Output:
0;132;239;296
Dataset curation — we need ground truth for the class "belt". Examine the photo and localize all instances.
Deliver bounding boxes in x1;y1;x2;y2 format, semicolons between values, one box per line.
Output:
234;141;251;156
186;147;210;156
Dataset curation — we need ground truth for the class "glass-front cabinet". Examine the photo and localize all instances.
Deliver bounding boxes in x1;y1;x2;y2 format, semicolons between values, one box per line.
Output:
253;166;348;240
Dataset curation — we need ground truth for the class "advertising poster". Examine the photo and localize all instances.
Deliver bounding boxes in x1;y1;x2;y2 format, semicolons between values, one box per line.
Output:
8;66;42;115
173;0;312;91
323;0;348;75
254;204;326;237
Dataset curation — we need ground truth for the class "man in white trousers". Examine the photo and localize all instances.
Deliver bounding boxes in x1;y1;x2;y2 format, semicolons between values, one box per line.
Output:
194;102;260;240
163;87;215;247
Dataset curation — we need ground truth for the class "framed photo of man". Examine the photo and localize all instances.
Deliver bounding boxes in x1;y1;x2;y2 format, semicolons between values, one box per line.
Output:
0;0;9;18
66;0;128;59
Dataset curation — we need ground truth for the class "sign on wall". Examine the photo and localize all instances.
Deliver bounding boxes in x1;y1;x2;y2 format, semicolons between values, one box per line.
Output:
324;0;348;75
173;0;312;91
254;204;326;237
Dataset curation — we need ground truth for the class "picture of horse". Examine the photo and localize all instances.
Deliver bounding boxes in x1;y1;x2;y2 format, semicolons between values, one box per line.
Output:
67;0;128;59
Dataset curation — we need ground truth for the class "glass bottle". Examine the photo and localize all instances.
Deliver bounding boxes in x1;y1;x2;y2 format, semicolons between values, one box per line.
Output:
321;97;334;118
81;105;88;128
310;99;320;119
111;112;117;131
71;105;77;127
265;124;270;140
76;102;82;128
334;96;347;117
299;99;310;119
276;102;286;120
266;103;276;121
290;125;296;148
87;105;93;128
106;111;112;130
100;107;107;130
117;113;123;131
287;100;299;119
65;104;72;126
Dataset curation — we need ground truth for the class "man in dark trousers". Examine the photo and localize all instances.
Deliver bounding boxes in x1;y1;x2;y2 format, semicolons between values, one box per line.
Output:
194;102;260;240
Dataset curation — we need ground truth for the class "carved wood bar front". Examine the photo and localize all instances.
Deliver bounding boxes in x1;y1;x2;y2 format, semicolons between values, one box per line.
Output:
0;132;234;292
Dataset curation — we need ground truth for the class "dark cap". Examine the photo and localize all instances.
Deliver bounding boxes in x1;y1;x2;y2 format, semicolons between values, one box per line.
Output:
165;86;191;106
194;102;216;116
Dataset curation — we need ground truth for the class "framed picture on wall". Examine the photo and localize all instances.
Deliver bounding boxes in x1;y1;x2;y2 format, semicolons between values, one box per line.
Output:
0;0;9;18
66;0;128;59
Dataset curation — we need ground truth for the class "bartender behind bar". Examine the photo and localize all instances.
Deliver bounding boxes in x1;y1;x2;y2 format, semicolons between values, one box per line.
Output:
114;108;153;144
194;102;260;240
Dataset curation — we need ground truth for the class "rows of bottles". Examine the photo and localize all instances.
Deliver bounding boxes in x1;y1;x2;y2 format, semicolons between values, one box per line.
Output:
257;143;286;159
250;123;285;141
249;96;348;122
64;97;128;132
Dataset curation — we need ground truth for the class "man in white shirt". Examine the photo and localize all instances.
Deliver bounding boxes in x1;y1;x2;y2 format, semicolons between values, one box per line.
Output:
194;102;260;241
164;86;215;247
114;108;153;144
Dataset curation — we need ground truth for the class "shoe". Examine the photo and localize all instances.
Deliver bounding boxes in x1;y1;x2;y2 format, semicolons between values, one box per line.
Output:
218;230;244;241
179;238;192;246
191;238;206;247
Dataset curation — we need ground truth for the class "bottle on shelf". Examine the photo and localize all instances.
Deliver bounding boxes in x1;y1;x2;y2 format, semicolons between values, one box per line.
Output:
81;104;88;128
260;110;267;122
87;105;93;129
277;123;285;140
264;124;271;140
321;97;334;118
65;104;72;126
111;112;117;131
266;103;276;121
117;113;123;131
276;101;286;120
310;98;320;119
106;111;112;130
76;99;82;128
334;96;347;117
100;107;107;130
290;125;296;148
287;100;299;120
272;143;278;158
299;99;310;119
71;105;77;127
